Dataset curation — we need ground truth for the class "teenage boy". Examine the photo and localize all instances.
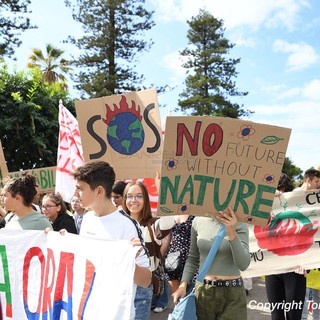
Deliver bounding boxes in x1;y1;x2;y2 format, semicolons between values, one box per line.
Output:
296;168;320;191
72;161;151;319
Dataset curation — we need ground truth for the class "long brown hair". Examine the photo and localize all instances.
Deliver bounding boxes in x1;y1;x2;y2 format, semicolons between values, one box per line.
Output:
122;181;152;225
42;192;67;215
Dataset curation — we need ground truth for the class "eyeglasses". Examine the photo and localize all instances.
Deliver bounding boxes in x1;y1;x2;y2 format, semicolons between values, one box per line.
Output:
126;195;143;201
41;205;58;211
112;195;122;200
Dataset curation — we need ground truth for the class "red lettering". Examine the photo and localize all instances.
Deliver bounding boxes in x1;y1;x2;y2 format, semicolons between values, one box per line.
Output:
53;252;75;318
42;249;56;316
202;123;223;156
78;260;96;318
23;247;46;315
176;121;202;156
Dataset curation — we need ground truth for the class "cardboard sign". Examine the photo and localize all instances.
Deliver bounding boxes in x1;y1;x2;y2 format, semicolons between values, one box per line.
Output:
158;116;291;226
0;140;8;180
75;89;163;179
3;167;56;193
242;189;320;277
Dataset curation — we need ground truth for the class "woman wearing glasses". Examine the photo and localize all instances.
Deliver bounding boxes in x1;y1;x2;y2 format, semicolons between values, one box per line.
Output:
122;181;175;320
2;174;52;230
41;192;77;234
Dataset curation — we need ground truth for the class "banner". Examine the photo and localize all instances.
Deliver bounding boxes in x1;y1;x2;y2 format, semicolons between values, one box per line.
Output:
0;230;135;320
242;189;320;277
56;102;84;203
75;89;163;180
158;116;291;226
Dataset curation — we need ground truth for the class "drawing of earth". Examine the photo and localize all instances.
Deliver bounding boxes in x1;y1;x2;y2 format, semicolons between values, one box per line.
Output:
107;112;145;155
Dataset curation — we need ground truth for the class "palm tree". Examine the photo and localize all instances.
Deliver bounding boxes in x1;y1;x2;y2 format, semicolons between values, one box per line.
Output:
27;44;72;88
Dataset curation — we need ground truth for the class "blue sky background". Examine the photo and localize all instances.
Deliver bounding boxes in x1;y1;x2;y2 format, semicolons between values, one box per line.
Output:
5;0;320;173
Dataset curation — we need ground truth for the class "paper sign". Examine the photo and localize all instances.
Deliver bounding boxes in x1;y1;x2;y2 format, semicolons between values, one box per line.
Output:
75;89;163;179
158;116;291;226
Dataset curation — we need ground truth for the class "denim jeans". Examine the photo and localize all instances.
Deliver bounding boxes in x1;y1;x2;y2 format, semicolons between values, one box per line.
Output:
134;284;153;320
153;279;169;308
302;288;320;320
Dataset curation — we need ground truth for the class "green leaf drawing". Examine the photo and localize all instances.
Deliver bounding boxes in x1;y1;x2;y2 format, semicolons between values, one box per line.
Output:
160;207;173;213
260;136;284;145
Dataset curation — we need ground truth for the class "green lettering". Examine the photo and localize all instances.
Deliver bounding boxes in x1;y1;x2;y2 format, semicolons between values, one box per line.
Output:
39;170;49;189
177;175;194;204
50;169;55;188
213;178;237;211
160;176;180;204
194;175;214;205
234;179;256;214
251;184;276;219
0;245;12;315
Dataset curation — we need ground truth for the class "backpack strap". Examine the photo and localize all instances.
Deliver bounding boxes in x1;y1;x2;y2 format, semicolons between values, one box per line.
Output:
119;209;150;259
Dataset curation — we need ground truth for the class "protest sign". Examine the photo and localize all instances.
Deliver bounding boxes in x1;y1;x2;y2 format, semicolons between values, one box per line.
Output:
0;230;135;319
158;116;291;226
0;140;8;181
242;189;320;277
2;167;56;193
75;89;163;179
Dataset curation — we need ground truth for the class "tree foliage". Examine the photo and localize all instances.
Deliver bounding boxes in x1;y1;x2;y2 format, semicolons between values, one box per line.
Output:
0;60;74;171
27;44;72;88
282;157;303;184
0;0;34;58
65;0;155;98
178;9;251;118
27;44;72;89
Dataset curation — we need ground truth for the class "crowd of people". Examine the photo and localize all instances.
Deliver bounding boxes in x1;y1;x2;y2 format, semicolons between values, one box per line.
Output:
0;163;319;319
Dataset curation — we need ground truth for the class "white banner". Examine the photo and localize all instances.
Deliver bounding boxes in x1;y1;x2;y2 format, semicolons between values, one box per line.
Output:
0;230;135;319
242;189;320;277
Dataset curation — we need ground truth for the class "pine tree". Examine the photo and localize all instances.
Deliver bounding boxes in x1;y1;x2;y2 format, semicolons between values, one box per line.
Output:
65;0;155;98
0;0;34;58
178;9;251;118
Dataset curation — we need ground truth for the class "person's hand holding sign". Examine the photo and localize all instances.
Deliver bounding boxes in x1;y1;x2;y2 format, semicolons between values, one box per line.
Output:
215;206;238;241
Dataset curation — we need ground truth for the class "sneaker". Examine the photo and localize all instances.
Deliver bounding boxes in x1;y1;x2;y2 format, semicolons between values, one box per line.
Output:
153;307;167;313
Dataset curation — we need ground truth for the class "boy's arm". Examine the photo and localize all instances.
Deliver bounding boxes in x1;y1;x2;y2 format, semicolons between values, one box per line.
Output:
134;265;151;288
130;237;151;288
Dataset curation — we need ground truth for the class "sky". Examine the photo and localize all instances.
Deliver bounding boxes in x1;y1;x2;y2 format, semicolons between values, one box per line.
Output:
4;0;320;173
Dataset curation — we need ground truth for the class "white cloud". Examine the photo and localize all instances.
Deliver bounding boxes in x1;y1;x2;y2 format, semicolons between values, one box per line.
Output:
250;99;320;169
262;79;320;101
261;84;286;93
302;79;320;101
151;0;309;31
231;34;256;48
277;87;301;99
161;50;189;85
273;40;319;71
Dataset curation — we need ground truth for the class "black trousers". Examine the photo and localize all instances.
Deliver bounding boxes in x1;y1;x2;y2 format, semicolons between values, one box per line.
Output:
265;272;306;320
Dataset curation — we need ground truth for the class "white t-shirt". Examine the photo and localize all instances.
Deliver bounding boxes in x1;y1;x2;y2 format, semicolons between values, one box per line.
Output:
80;209;150;319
